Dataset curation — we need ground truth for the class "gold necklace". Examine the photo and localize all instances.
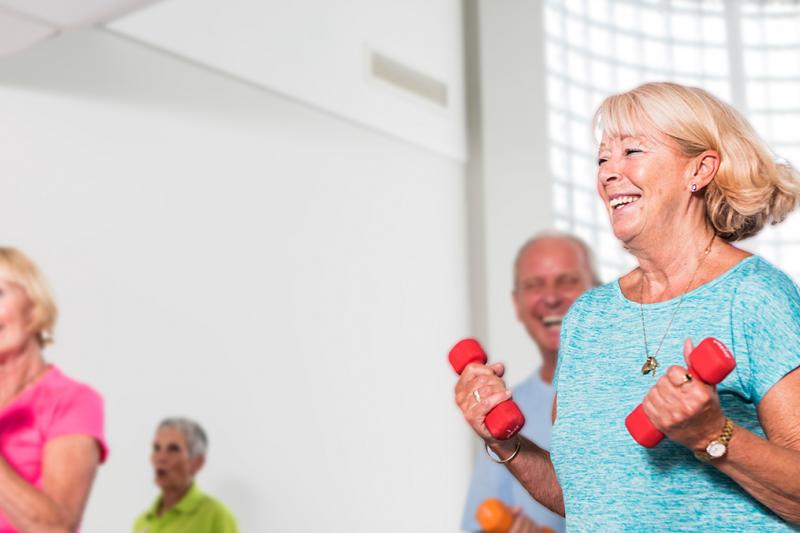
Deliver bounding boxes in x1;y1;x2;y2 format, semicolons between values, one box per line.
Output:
639;234;716;377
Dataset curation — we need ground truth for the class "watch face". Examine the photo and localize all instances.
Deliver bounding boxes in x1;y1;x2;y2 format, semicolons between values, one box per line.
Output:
707;441;727;458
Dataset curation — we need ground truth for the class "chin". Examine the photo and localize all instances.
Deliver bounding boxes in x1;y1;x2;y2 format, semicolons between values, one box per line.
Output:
611;224;639;246
533;330;560;353
543;340;560;354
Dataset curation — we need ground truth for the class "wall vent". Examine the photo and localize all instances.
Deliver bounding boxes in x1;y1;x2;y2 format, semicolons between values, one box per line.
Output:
369;50;448;108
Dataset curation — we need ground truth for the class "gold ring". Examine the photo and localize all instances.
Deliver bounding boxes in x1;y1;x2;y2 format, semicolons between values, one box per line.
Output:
679;373;693;387
473;389;481;403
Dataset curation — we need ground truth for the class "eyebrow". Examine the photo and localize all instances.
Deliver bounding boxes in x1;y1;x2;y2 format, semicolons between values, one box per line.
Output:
598;134;647;151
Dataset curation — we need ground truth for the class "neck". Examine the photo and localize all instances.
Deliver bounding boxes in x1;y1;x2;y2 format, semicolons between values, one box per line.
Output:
159;483;192;515
630;226;716;302
0;341;46;407
539;351;557;384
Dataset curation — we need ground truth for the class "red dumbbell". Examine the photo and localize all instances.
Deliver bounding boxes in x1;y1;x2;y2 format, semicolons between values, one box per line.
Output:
625;337;736;447
449;338;525;440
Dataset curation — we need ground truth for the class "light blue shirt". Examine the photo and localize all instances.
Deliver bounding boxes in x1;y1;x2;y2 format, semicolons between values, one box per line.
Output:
461;370;565;532
552;256;800;531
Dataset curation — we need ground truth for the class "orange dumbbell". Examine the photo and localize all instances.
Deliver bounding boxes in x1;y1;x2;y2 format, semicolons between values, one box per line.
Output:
476;498;555;533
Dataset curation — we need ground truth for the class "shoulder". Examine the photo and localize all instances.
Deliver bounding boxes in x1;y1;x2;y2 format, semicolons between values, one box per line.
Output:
565;282;618;319
132;509;152;533
34;367;108;459
730;256;800;306
41;367;103;400
39;367;104;411
197;492;237;522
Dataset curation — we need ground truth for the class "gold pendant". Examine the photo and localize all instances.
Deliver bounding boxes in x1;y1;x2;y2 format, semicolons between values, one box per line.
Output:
641;356;659;376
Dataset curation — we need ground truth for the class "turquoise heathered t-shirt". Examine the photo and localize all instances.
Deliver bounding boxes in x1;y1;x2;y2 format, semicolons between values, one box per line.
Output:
551;256;800;531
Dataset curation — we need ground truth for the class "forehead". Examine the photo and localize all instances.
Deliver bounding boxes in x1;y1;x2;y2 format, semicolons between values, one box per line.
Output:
516;239;588;277
0;266;23;285
154;427;188;446
598;132;656;150
0;272;29;297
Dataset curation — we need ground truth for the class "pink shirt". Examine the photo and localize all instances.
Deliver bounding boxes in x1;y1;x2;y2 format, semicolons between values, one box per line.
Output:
0;365;107;531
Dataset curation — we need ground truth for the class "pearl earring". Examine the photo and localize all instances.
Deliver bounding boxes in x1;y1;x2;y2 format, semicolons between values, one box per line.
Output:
690;183;698;192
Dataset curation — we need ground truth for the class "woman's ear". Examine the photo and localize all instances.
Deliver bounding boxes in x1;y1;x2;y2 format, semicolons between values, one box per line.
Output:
689;150;720;192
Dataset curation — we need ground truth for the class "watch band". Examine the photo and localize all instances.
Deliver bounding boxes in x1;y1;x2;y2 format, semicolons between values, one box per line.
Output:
694;417;734;462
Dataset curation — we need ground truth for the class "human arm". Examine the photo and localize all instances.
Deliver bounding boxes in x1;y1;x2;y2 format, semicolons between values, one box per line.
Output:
643;338;800;524
454;363;565;516
460;447;512;531
0;434;100;532
508;507;544;533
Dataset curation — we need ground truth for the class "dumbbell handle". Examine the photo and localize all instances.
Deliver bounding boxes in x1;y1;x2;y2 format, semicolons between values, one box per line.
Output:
449;338;525;440
625;337;736;448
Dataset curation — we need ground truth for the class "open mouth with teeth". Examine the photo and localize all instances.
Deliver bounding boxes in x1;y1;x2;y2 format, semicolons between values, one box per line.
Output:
542;315;563;328
609;195;641;210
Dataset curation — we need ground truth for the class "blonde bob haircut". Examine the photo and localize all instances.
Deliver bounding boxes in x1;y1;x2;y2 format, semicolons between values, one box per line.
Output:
0;247;57;346
594;81;800;241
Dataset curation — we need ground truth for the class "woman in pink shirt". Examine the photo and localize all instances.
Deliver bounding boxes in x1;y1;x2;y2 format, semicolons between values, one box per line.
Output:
0;247;107;532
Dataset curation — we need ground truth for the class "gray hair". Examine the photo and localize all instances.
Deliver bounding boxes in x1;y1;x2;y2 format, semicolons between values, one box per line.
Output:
157;417;208;458
513;230;601;288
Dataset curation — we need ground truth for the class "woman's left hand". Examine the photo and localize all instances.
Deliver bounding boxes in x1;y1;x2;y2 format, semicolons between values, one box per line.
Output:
640;337;728;452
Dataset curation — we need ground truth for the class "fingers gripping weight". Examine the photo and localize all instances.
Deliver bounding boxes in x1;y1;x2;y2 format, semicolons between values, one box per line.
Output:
449;338;525;440
625;337;736;447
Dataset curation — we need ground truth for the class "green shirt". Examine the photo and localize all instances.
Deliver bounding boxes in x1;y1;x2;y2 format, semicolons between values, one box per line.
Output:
133;483;238;533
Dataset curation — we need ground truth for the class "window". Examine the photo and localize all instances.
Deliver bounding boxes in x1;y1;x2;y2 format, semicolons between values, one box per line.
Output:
545;0;800;282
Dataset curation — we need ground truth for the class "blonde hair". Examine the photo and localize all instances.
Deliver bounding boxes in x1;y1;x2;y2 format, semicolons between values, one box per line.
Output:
0;248;57;346
594;82;800;241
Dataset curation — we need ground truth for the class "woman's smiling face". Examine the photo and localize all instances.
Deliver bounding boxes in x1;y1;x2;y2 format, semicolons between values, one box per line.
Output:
596;131;695;246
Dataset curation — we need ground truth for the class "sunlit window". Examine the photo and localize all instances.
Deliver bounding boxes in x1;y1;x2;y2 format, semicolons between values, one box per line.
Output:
545;0;800;282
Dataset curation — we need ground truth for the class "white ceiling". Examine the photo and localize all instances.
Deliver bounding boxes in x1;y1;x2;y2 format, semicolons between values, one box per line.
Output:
0;0;158;55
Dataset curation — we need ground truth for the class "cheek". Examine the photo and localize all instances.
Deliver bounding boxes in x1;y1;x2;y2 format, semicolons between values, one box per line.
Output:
561;291;581;304
523;296;543;313
0;301;33;329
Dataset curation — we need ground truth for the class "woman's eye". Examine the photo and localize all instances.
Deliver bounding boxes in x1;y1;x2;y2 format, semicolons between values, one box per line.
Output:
597;157;607;166
624;148;643;155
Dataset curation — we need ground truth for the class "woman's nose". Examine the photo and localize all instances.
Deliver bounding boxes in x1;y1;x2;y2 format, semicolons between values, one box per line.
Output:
598;163;620;184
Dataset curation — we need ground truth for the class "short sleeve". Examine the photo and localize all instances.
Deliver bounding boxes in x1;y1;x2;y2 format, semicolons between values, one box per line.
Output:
46;384;109;463
215;505;239;533
733;264;800;404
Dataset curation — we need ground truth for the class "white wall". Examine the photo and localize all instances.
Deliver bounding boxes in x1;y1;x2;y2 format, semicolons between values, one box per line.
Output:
109;0;467;160
469;0;552;386
0;27;473;532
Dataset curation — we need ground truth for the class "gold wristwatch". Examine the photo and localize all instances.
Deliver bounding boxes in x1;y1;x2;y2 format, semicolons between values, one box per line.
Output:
694;417;734;462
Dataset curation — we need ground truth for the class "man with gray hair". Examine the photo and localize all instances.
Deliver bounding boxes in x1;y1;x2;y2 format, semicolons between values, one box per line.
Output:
461;232;599;533
133;417;238;533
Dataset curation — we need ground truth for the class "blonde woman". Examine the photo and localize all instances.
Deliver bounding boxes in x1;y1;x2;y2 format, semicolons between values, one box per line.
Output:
0;248;107;532
455;82;800;529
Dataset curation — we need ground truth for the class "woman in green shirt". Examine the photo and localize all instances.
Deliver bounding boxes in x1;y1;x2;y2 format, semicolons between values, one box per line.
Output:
133;417;238;533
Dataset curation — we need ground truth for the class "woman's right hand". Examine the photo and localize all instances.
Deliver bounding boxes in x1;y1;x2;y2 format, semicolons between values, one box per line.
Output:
454;361;513;441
